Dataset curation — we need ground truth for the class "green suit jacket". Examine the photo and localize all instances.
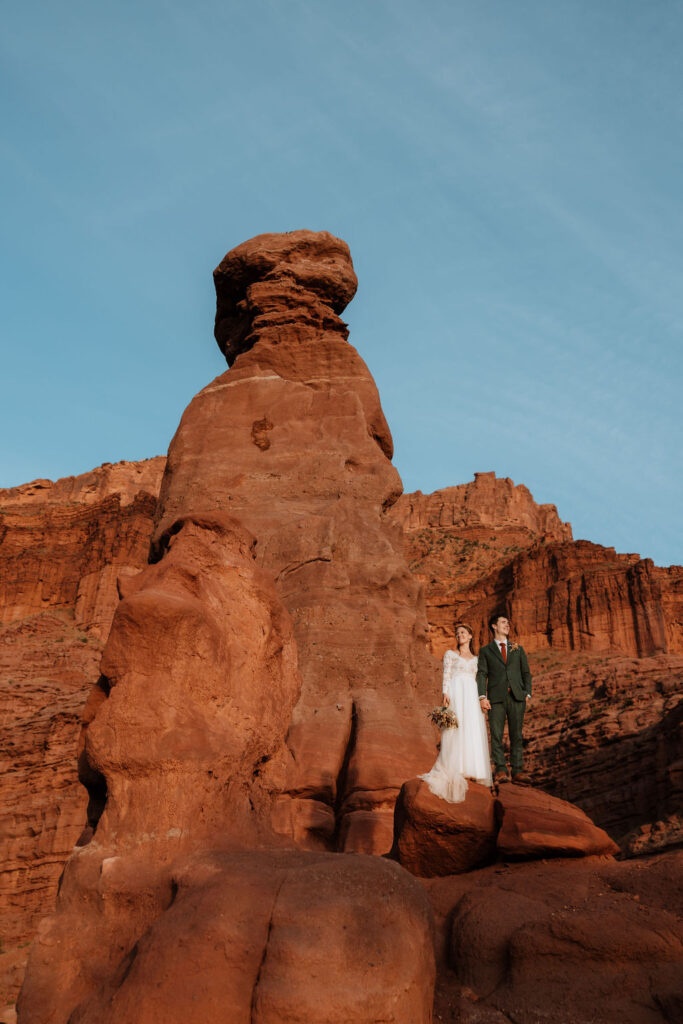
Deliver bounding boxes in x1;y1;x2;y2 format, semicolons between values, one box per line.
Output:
476;641;532;703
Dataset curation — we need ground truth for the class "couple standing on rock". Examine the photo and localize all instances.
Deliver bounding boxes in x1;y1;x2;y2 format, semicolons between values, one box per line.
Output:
421;614;533;803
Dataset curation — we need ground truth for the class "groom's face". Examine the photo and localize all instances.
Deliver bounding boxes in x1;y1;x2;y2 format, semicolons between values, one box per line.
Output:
493;617;510;637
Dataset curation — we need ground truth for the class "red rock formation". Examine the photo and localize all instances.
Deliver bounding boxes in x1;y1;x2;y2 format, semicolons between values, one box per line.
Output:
154;230;439;856
391;779;497;877
495;783;618;859
26;852;434;1024
0;458;165;637
0;459;165;1010
426;850;683;1023
391;778;616;877
389;473;572;655
525;650;683;851
392;476;682;658
19;512;301;1021
18;233;440;1023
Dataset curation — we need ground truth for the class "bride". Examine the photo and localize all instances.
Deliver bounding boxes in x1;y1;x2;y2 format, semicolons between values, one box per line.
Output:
420;623;492;802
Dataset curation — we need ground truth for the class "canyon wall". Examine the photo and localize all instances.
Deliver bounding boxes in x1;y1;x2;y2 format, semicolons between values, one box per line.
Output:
0;458;165;636
390;475;683;658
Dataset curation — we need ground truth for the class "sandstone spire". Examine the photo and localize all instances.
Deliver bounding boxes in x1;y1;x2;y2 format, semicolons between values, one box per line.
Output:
154;229;439;854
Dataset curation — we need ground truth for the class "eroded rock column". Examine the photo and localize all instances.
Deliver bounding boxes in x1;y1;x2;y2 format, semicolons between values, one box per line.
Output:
154;230;439;854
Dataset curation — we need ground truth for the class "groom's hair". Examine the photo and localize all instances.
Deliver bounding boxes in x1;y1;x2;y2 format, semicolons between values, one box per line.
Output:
488;612;508;631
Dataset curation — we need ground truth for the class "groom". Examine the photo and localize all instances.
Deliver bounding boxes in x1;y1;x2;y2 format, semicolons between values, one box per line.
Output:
476;613;532;785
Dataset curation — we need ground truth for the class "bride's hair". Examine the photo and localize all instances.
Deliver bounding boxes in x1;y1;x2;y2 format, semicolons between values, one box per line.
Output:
454;623;477;655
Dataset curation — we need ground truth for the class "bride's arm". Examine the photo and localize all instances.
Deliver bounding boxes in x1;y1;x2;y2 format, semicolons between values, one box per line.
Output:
441;651;454;706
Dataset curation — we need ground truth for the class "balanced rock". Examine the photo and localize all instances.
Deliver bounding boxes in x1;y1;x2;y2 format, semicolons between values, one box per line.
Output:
154;230;439;854
19;232;440;1022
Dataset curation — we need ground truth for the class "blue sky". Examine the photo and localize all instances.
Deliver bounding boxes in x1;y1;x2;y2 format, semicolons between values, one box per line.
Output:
2;0;682;566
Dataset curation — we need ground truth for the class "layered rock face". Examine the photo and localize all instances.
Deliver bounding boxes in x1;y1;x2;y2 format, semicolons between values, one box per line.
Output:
525;650;683;852
0;459;164;1008
390;474;572;654
0;458;165;636
459;540;677;657
391;475;682;657
154;230;439;856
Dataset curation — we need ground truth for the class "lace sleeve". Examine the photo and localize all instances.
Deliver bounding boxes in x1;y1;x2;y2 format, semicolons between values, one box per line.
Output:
441;651;454;699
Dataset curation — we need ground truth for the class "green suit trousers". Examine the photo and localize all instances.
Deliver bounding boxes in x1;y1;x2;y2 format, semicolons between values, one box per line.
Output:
488;690;526;775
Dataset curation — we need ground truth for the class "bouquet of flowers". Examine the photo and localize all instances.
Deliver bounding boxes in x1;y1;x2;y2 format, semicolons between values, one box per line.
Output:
428;705;459;729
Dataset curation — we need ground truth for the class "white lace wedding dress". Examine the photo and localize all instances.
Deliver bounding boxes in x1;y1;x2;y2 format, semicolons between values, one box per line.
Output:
420;650;493;803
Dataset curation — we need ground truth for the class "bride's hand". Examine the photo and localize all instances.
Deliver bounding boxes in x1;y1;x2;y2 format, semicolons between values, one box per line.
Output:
442;693;450;707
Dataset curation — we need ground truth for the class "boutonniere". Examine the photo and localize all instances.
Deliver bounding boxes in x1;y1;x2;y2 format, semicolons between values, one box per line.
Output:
509;642;521;653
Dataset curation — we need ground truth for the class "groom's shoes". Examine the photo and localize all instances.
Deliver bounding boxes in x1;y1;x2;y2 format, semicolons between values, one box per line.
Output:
494;771;509;785
512;772;532;786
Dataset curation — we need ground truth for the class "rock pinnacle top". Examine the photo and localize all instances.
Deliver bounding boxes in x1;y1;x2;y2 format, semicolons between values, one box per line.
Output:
213;229;358;364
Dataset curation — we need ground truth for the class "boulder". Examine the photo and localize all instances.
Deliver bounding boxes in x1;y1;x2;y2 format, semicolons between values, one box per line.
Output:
436;852;683;1024
392;779;619;878
495;784;619;859
391;778;497;877
22;852;435;1024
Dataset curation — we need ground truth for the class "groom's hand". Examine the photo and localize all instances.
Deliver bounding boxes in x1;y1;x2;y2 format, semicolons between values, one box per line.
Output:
479;696;491;711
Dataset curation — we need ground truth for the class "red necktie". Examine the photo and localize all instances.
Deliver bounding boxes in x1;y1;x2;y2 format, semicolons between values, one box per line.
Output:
501;642;507;663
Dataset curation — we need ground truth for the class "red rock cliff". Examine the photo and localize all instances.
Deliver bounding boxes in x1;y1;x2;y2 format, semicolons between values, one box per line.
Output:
0;459;165;1007
391;474;682;658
